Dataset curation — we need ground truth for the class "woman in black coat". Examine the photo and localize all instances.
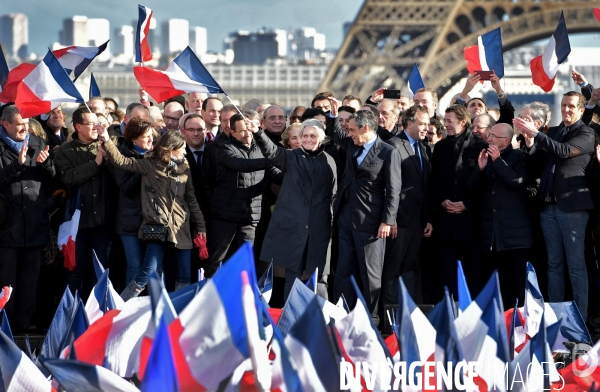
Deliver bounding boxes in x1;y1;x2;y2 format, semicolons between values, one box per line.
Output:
252;118;337;301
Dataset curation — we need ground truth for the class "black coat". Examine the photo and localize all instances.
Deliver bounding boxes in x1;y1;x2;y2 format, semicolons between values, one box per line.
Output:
386;131;432;227
431;129;487;243
211;138;282;224
327;119;402;233
113;142;144;236
467;145;533;251
254;130;336;275
527;121;595;212
0;134;55;247
185;145;210;220
200;130;229;214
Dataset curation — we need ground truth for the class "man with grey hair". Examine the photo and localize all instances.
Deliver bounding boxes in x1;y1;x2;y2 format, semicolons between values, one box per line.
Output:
328;98;402;323
107;102;151;146
471;113;496;139
261;105;287;144
185;92;208;114
0;105;55;332
377;100;400;141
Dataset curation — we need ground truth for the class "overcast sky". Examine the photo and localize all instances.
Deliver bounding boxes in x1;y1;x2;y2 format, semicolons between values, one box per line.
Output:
2;0;364;55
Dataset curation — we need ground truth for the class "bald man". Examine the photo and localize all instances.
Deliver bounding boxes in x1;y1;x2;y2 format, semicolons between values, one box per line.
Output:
163;101;185;132
468;123;532;307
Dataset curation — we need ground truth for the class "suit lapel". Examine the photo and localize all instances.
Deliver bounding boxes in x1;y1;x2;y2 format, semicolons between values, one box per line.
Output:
358;137;381;169
400;132;424;179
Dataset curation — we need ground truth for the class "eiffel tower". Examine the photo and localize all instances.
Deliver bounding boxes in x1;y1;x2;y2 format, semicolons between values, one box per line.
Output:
320;0;600;100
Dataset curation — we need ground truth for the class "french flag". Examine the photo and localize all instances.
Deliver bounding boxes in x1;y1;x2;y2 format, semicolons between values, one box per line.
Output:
15;50;85;120
133;46;225;103
0;63;36;104
524;262;544;338
257;262;273;304
42;359;140;392
407;63;425;99
85;255;124;325
284;297;341;391
530;11;571;92
0;286;12;310
135;5;154;63
1;308;14;342
427;289;464;377
89;73;101;98
52;40;109;81
457;260;472;313
0;330;54;391
40;287;75;359
464;27;505;79
57;188;82;272
140;318;177;392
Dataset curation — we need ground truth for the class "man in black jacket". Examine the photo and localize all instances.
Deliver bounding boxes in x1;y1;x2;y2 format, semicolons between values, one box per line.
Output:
383;105;432;305
328;100;402;322
38;105;68;151
431;104;487;297
205;114;282;278
468;123;532;307
0;105;55;331
515;91;595;321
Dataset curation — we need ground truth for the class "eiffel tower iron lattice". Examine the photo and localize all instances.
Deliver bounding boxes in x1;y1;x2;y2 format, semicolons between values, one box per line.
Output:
319;0;600;100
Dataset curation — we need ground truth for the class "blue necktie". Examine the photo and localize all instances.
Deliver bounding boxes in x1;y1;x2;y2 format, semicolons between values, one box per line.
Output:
413;141;423;171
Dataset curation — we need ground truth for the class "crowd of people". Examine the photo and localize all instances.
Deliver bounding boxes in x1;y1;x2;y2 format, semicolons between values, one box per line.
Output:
1;68;600;333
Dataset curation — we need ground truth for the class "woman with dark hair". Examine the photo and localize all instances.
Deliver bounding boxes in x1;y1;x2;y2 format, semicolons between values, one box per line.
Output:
251;118;337;301
99;129;206;299
113;117;154;287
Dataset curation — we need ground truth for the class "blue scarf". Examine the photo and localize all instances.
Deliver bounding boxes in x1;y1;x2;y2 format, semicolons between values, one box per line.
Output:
0;125;29;154
132;144;146;155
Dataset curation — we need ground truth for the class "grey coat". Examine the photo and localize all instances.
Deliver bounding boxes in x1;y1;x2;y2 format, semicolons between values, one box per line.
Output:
254;130;337;276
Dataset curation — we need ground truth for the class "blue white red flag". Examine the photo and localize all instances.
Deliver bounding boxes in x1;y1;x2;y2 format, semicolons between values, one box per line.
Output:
89;73;101;98
257;262;273;304
41;287;74;359
85;261;124;325
457;260;472;313
59;296;89;358
57;188;81;272
0;330;54;391
427;288;464;371
530;11;571;92
524;262;544;337
407;63;425;99
140;318;177;392
135;5;153;63
52;40;109;81
133;46;225;103
43;358;139;392
0;309;13;343
0;63;36;104
464;27;504;78
15;50;85;124
0;286;12;311
305;267;318;294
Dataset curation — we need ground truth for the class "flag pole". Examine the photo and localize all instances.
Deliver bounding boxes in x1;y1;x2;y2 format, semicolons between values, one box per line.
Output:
224;93;248;120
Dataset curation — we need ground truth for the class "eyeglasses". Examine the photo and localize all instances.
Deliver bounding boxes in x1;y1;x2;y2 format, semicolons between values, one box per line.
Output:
81;122;101;127
164;115;181;123
268;116;286;122
487;134;508;140
185;127;205;134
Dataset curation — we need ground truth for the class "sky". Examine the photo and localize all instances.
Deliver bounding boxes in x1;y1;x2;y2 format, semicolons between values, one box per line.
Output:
1;0;364;55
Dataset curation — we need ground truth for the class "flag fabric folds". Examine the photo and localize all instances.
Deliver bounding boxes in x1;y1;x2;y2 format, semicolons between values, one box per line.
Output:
140;318;177;392
52;40;109;81
0;330;53;391
43;358;140;392
457;260;472;313
15;50;85;120
85;267;124;326
0;309;14;343
135;5;154;63
407;63;425;99
464;27;505;78
133;46;225;103
40;287;75;359
89;73;101;98
0;286;12;311
594;8;600;22
530;11;571;92
257;262;273;304
57;188;82;272
0;63;36;104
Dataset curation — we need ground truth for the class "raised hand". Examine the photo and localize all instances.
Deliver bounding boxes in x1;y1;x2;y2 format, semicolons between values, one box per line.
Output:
370;87;386;103
36;145;50;164
572;70;587;85
328;97;339;117
461;73;481;99
18;141;28;166
490;71;503;95
477;149;488;170
487;144;501;161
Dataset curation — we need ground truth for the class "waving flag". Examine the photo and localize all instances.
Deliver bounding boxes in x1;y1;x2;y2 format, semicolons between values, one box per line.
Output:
285;297;341;391
58;296;89;358
595;8;600;22
57;188;81;271
15;50;85;119
305;267;318;294
524;262;544;337
464;27;505;78
52;40;109;81
133;46;225;103
89;73;101;98
407;63;425;99
0;286;12;310
457;260;472;313
0;63;36;104
40;287;75;360
0;330;53;391
257;262;273;304
0;309;13;343
427;289;464;376
530;11;571;92
140;319;177;392
85;265;124;325
135;5;154;63
266;303;302;392
0;46;8;93
43;359;140;392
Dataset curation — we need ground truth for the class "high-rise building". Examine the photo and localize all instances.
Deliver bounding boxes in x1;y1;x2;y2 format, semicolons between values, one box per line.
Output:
0;13;28;60
190;26;207;55
275;29;288;58
228;29;280;65
113;25;134;58
161;19;189;55
60;16;89;47
294;27;326;61
87;18;110;61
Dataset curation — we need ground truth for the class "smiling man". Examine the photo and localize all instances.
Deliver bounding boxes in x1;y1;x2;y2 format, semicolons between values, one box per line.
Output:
514;91;595;321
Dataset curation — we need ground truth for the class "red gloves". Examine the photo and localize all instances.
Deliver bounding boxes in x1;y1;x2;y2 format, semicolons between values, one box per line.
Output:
194;234;209;260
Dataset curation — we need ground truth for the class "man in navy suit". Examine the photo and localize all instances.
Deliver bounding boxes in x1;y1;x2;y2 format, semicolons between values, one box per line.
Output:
327;98;402;323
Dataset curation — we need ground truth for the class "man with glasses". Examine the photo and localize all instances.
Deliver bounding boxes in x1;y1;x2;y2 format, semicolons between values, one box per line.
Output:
289;106;306;124
471;113;496;139
163;101;185;133
468;123;532;308
431;104;487;297
54;107;118;300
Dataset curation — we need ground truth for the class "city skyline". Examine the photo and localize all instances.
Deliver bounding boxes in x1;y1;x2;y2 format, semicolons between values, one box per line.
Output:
0;0;363;56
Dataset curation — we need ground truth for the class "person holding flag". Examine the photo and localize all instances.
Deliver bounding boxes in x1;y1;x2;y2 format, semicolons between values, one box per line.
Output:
0;104;55;332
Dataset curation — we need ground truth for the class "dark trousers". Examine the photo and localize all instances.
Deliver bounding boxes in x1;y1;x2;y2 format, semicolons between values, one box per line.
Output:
67;226;112;300
206;218;256;278
482;248;528;309
334;205;385;323
0;246;43;326
382;223;423;306
442;242;482;299
283;241;329;302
